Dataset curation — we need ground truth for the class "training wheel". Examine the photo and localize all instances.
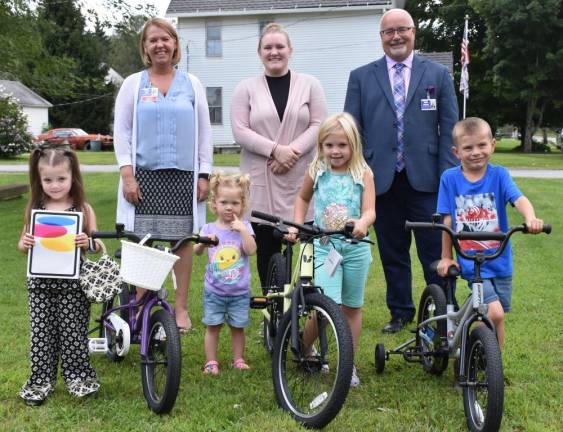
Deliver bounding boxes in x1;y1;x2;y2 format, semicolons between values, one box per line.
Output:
375;343;386;374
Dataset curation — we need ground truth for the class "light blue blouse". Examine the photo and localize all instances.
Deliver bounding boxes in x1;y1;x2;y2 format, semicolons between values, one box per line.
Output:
136;70;196;170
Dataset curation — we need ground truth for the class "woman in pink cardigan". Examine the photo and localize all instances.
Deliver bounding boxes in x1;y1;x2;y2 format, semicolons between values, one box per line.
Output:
231;23;327;286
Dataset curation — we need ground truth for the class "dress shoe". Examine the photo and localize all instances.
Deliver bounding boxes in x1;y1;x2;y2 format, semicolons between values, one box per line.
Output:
381;317;412;334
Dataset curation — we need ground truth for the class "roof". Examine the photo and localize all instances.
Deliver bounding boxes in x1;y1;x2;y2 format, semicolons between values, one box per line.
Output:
420;51;454;75
0;80;52;108
167;0;392;14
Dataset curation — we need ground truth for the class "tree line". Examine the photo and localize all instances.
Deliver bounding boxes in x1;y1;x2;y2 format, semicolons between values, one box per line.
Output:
0;0;152;136
1;0;562;152
407;0;563;152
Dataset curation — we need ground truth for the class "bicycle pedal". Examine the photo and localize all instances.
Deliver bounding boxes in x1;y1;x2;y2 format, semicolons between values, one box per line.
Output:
250;296;268;309
88;338;108;354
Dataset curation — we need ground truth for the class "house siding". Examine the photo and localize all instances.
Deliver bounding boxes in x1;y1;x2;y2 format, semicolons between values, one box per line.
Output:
175;9;386;145
23;106;49;136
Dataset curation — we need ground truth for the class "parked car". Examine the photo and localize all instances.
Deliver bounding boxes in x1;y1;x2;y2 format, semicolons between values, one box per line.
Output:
35;128;113;151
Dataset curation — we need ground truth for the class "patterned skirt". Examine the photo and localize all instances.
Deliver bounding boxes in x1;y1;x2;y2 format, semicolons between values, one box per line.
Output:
134;168;194;240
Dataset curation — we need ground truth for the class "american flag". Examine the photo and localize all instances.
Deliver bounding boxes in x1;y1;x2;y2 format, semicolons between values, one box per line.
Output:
460;18;470;98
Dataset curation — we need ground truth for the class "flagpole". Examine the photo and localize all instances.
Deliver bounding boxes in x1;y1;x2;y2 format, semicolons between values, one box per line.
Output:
460;15;469;119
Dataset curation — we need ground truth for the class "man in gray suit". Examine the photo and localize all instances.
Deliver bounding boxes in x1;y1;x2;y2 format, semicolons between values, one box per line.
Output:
344;8;459;333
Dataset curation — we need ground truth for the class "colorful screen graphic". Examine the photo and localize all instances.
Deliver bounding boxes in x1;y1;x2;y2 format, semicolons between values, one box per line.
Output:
27;210;83;279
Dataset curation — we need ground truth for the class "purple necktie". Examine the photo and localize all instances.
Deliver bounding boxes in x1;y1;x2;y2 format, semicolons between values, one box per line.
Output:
393;63;406;172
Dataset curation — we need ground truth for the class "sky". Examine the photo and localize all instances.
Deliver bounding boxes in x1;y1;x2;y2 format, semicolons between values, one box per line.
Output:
81;0;170;26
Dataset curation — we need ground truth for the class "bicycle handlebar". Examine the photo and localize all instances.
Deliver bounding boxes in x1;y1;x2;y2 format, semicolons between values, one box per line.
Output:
91;223;219;253
251;210;374;244
405;218;551;261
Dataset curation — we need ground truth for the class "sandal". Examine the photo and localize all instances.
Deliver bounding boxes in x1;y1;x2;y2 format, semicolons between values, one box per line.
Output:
203;360;220;375
232;358;250;370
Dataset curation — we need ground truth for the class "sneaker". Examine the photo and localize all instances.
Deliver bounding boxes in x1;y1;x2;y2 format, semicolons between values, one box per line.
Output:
350;365;360;388
67;379;100;398
19;383;54;406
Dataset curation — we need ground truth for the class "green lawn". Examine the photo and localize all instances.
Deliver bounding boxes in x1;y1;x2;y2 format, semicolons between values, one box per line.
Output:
2;139;562;170
491;139;563;169
0;151;240;167
0;173;561;431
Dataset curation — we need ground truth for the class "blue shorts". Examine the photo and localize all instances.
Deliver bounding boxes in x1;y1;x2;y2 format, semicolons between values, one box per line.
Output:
314;240;372;308
468;277;513;312
202;290;250;328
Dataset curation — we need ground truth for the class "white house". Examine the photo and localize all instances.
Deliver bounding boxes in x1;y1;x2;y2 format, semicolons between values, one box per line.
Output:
166;0;407;146
0;80;52;137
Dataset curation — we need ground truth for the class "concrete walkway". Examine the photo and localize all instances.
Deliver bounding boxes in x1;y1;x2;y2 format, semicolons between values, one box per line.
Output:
2;165;562;178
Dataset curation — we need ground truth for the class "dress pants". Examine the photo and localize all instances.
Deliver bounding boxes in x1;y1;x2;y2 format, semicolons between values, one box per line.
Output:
374;171;443;320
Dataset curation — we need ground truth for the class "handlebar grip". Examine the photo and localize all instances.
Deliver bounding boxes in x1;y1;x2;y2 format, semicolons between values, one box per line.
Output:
251;210;280;224
198;235;219;246
91;231;119;239
543;224;552;234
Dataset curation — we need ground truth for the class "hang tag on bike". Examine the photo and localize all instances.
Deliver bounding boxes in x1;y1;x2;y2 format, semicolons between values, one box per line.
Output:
324;247;342;277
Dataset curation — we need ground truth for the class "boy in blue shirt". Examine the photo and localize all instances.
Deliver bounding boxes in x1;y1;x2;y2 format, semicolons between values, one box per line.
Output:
436;117;544;349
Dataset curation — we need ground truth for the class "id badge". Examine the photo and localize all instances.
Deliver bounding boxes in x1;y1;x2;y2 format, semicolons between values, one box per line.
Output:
140;87;158;103
420;98;437;111
323;247;343;277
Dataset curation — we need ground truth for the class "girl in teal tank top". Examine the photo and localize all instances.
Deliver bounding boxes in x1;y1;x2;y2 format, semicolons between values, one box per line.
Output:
290;113;376;387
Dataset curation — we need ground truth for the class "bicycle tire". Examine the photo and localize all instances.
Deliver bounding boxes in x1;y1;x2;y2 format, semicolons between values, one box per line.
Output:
463;326;504;432
264;253;286;354
141;309;181;414
99;282;130;362
417;284;448;375
272;292;353;429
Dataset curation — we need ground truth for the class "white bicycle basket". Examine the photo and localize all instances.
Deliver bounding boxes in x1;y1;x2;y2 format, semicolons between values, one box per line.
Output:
119;240;179;291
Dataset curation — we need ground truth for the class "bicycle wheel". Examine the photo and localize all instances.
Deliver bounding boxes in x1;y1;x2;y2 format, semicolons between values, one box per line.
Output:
264;252;286;354
141;309;181;414
99;282;130;362
272;292;353;429
463;326;504;432
416;284;448;375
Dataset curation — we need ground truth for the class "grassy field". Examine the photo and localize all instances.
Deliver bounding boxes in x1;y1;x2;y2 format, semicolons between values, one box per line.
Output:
1;140;562;169
0;151;240;167
0;172;561;431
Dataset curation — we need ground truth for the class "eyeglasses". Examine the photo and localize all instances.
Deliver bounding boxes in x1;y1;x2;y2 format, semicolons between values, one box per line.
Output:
380;26;414;37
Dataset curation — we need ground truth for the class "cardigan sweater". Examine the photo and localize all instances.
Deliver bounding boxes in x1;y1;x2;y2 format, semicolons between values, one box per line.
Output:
231;71;327;221
113;71;213;231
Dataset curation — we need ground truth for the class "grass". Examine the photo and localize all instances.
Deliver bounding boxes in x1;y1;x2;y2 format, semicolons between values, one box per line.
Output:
0;151;240;167
2;140;562;170
491;139;563;169
0;172;561;431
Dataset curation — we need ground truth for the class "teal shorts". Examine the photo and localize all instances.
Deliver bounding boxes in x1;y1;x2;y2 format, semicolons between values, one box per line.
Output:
313;239;372;308
468;276;513;312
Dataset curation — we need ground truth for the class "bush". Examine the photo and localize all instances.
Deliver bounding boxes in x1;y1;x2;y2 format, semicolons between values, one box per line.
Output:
0;90;34;157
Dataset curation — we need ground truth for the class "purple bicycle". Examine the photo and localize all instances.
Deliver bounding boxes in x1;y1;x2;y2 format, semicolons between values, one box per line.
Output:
89;223;217;414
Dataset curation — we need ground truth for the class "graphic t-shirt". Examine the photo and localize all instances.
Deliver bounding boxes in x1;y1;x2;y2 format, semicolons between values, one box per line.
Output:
437;164;522;280
200;221;254;296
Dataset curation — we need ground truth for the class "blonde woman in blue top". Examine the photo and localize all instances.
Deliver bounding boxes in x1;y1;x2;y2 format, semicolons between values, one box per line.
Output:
113;18;213;331
290;112;375;387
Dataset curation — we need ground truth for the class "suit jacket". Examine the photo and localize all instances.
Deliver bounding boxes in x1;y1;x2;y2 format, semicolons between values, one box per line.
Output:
231;72;327;221
344;54;459;195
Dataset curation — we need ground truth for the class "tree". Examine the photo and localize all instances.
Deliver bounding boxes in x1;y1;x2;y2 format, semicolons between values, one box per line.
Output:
470;0;563;152
406;0;502;131
0;89;33;157
108;14;147;78
36;0;115;134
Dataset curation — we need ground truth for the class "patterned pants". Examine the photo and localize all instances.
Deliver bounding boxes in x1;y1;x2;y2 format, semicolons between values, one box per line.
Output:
21;280;98;399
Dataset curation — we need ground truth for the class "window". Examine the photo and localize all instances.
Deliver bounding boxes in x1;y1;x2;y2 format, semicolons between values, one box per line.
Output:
258;19;274;35
206;87;222;125
206;21;222;57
